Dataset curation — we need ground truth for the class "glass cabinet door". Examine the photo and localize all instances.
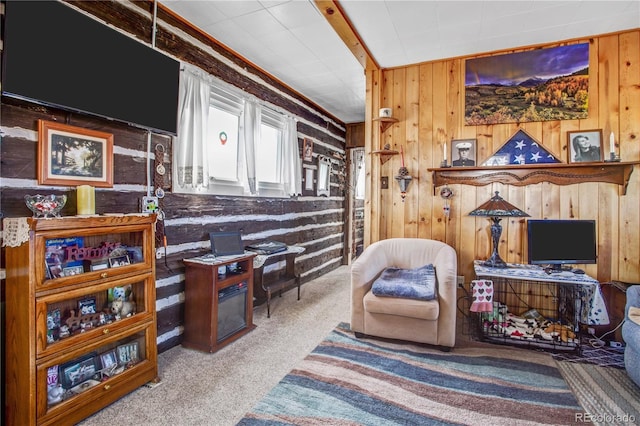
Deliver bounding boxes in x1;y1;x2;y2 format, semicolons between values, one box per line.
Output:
36;223;153;291
36;276;154;357
36;327;156;421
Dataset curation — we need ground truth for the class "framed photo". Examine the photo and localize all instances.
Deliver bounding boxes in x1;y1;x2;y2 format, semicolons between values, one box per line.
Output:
62;265;84;277
60;352;99;389
568;129;603;163
100;350;118;370
302;138;313;162
108;254;130;268
117;341;140;365
78;297;97;315
301;164;315;196
316;156;331;197
451;139;477;167
38;119;114;187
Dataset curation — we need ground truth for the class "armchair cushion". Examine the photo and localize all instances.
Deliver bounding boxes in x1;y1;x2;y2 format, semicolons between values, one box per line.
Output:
371;263;437;301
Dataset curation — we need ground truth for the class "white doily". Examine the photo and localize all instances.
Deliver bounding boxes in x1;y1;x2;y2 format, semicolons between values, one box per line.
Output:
2;217;30;247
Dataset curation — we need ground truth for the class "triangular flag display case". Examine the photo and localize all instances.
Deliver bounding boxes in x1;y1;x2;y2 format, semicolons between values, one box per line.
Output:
482;129;561;166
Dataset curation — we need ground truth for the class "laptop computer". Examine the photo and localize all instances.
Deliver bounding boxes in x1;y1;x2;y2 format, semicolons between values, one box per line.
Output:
209;231;245;257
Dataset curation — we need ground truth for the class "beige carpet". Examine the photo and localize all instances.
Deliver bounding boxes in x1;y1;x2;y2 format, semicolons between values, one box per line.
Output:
80;265;610;425
81;265;353;425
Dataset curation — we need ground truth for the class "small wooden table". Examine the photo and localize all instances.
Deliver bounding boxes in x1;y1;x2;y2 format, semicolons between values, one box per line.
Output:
252;246;305;318
183;253;256;353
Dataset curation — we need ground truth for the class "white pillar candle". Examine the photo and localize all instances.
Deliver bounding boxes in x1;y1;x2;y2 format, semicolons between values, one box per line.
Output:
443;141;447;161
610;132;615;154
76;185;95;215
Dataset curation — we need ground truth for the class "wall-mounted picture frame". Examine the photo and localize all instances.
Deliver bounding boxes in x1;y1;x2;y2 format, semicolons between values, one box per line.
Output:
301;164;316;196
568;129;603;163
108;254;130;268
451;139;477;167
316;156;331;197
302;138;313;162
38;119;114;187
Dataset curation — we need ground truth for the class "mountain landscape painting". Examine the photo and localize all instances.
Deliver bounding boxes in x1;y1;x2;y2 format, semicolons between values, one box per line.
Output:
465;43;589;125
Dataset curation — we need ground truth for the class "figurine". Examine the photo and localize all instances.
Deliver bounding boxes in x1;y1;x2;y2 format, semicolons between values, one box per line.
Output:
59;325;70;339
47;384;64;405
110;297;136;318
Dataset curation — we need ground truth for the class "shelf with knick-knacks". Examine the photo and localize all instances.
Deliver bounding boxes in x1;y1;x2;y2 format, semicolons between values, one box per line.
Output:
373;116;399;133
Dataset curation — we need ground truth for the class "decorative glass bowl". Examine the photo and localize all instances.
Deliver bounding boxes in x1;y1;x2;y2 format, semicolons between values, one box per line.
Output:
24;194;67;218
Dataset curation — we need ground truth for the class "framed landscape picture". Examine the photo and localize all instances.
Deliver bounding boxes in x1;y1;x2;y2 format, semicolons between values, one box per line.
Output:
38;120;114;187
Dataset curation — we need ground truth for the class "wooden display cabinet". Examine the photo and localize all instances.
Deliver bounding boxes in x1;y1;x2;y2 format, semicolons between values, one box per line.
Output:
183;254;256;353
4;214;158;426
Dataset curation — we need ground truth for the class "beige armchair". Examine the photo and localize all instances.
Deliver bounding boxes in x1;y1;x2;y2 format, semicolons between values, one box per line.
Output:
351;238;458;350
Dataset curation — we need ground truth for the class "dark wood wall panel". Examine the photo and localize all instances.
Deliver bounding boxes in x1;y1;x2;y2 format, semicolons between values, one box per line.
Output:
1;1;348;354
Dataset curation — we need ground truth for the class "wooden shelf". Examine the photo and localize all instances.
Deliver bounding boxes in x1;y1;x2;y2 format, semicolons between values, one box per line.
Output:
373;116;399;133
372;149;399;165
427;161;639;195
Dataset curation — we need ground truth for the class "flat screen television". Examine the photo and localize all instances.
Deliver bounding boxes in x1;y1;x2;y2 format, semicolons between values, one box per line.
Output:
1;1;180;136
527;219;597;271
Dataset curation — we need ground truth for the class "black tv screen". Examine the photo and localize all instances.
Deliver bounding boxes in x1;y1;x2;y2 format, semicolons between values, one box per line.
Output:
527;219;597;268
2;1;180;136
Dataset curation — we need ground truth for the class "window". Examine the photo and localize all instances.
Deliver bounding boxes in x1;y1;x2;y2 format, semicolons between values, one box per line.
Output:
206;85;286;197
173;68;300;198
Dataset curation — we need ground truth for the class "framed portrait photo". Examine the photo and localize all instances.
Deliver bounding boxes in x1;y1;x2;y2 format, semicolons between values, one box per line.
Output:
100;350;118;370
302;138;313;162
568;129;603;163
451;139;477;167
38;120;114;187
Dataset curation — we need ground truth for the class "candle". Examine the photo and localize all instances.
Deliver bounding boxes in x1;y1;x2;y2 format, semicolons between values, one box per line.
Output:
610;132;615;154
76;185;95;215
443;141;447;161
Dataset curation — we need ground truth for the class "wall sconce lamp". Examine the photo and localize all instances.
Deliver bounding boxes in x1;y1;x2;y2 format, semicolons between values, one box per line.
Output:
395;146;412;202
468;191;529;268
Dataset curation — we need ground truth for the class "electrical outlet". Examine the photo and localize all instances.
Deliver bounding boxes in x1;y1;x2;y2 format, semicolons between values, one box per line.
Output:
381;176;389;189
456;275;465;287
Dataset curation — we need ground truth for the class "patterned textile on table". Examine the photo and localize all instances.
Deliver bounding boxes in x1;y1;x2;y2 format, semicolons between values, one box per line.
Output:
473;260;610;326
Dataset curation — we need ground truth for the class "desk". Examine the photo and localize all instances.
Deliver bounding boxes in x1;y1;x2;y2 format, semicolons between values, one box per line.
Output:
473;261;610;352
251;246;305;318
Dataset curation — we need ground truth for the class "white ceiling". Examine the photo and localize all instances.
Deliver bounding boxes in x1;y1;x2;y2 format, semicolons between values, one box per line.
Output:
159;1;640;124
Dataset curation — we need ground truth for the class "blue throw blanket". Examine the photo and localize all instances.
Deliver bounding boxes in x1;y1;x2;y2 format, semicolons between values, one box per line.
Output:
371;263;437;300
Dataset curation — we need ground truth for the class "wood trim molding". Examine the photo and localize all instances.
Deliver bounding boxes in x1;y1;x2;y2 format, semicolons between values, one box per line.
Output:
427;162;639;195
314;0;379;71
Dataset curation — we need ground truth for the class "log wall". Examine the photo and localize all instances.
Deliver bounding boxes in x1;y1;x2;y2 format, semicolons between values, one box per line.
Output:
365;30;640;287
0;1;348;353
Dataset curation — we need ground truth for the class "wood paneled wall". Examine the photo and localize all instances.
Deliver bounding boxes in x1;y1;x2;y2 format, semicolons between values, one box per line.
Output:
365;30;640;286
0;1;348;353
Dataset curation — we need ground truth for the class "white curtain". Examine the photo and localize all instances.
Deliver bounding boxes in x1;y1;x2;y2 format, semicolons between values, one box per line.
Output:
174;64;211;189
241;100;260;194
282;116;302;196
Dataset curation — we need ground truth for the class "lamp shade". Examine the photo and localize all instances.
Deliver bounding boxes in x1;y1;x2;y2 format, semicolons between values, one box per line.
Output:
468;191;529;218
469;191;529;268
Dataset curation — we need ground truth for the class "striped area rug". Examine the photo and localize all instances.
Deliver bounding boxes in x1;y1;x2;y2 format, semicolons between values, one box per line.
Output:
238;323;582;425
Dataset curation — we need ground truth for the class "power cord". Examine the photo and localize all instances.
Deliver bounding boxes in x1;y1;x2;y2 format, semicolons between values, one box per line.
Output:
587;319;625;348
